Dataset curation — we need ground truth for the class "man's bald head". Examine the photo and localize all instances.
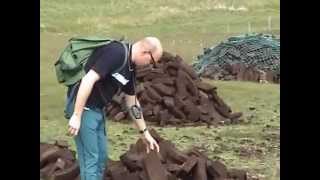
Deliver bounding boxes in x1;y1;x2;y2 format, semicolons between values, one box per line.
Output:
132;37;163;66
139;37;163;61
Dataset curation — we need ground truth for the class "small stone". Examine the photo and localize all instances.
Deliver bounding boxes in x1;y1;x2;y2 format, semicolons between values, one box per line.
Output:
224;119;231;125
249;106;256;110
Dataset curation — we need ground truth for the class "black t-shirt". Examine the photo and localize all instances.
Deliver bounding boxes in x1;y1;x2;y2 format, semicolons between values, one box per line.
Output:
79;41;135;109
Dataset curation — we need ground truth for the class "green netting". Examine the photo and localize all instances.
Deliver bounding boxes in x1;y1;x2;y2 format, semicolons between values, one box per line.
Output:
192;33;280;76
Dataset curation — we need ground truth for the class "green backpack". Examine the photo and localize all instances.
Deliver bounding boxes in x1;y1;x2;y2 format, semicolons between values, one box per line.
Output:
54;36;130;119
54;36;129;86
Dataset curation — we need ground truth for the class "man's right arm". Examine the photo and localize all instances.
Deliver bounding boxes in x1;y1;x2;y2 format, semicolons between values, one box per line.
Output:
73;70;100;117
68;70;100;136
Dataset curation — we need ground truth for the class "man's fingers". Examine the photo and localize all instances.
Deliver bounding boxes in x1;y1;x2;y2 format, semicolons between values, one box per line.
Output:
68;127;73;134
67;125;80;137
70;128;75;136
67;127;73;136
74;129;79;136
149;141;154;150
154;142;160;152
146;145;150;154
69;127;77;136
72;128;79;136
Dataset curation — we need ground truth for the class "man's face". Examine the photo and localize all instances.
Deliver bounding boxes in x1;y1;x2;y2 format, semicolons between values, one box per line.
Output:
134;51;157;67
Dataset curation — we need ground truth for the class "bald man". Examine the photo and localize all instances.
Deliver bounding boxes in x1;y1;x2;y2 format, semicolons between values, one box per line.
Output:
67;37;163;180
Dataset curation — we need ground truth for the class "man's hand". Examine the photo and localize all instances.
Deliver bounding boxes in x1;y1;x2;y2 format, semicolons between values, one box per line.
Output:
68;114;81;136
141;130;160;153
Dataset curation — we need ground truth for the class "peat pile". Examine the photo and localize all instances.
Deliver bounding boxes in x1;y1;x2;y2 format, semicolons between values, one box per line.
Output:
106;51;242;126
40;141;79;180
40;129;251;180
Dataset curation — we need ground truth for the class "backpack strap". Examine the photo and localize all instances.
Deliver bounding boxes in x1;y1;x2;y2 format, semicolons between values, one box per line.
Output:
110;41;130;74
64;81;80;119
98;41;132;106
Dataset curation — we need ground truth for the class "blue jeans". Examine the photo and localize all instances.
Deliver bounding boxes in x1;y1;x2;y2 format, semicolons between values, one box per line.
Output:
74;107;108;180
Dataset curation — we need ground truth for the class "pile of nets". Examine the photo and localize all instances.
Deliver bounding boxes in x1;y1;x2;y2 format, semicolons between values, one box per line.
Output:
192;33;280;83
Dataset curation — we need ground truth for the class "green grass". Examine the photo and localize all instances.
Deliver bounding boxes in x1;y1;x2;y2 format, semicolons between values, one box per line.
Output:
40;0;279;62
41;0;279;179
41;80;280;179
40;0;279;33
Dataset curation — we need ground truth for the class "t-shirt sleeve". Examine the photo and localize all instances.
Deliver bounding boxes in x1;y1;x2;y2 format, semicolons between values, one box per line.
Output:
90;42;125;79
122;77;135;95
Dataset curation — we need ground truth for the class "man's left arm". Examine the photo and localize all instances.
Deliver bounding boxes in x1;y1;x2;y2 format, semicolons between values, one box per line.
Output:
124;94;160;153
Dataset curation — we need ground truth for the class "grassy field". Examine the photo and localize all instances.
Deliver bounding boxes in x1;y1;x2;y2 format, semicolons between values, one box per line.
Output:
40;0;280;179
40;0;279;62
